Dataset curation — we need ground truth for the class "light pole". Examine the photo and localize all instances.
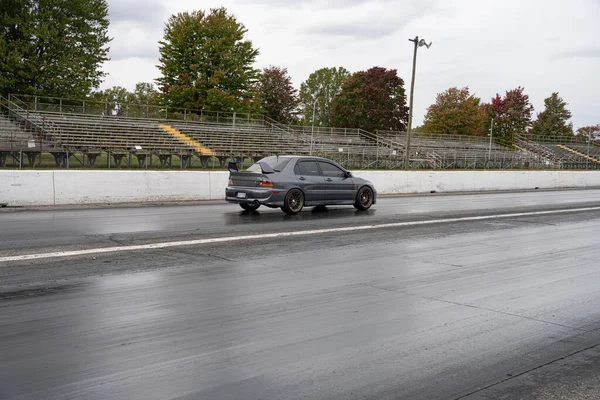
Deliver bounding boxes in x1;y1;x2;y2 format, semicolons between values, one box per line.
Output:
310;95;319;156
488;118;494;161
404;36;432;170
587;126;592;170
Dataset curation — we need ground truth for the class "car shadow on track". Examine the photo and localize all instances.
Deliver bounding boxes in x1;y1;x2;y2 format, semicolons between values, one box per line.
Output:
224;206;376;226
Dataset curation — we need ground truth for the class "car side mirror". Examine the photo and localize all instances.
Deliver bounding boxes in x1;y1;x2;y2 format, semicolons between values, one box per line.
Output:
228;161;238;173
345;171;352;178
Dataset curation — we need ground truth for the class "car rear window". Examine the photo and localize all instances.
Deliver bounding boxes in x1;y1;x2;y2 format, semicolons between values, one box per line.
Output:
246;157;291;172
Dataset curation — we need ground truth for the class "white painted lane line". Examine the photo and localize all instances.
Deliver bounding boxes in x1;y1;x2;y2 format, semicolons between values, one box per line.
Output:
2;206;600;263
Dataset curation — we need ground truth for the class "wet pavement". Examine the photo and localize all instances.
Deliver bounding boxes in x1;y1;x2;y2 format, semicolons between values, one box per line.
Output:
1;190;600;399
2;188;600;252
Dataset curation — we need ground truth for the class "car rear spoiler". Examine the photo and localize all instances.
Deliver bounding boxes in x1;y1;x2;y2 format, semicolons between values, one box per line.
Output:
228;160;275;174
259;162;275;174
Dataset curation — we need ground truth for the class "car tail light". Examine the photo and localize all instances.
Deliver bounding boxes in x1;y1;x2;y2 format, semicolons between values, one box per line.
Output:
260;180;274;187
228;177;233;185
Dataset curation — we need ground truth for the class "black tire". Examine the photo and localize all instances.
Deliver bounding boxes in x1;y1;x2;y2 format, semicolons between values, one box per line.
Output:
354;186;374;211
240;202;260;212
282;188;304;215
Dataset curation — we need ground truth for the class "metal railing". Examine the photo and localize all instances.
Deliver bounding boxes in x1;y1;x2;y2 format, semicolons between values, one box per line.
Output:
515;134;600;165
263;121;405;155
0;99;49;168
377;130;499;145
10;94;267;126
5;95;66;147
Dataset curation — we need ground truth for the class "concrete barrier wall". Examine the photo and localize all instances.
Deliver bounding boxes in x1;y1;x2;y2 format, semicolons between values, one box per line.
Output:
1;170;599;206
354;170;600;194
53;171;220;205
0;171;55;206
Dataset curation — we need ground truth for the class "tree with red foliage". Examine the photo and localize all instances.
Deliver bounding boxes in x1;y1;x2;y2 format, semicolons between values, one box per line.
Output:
482;87;534;145
331;67;408;132
257;66;299;124
422;87;486;136
576;125;600;141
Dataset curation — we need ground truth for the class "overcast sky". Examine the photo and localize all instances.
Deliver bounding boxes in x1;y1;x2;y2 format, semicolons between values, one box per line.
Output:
102;0;600;129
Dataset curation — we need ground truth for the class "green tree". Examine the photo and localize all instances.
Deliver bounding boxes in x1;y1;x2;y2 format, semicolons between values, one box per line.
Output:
530;92;573;138
299;67;350;126
422;87;486;136
257;66;299;124
90;82;159;116
99;86;130;115
0;0;111;98
482;87;534;145
131;82;160;106
331;66;408;132
156;7;260;113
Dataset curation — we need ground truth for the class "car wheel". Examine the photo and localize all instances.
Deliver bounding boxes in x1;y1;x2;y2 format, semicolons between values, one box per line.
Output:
240;202;260;212
282;189;304;215
354;186;374;211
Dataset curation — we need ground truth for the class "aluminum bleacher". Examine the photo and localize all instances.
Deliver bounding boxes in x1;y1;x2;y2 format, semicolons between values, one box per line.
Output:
171;121;306;158
561;143;600;162
2;94;598;170
378;131;505;151
41;113;195;154
0;113;34;151
515;135;600;168
0;97;62;167
2;94;407;169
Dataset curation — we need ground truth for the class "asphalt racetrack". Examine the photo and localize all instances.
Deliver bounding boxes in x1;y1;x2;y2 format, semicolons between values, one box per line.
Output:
2;189;600;399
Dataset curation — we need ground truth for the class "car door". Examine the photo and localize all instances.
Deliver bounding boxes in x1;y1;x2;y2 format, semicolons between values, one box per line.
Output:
294;160;326;204
318;161;355;202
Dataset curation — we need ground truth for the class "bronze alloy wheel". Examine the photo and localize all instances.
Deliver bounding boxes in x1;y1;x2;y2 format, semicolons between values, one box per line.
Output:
360;189;372;207
283;189;304;214
354;187;373;211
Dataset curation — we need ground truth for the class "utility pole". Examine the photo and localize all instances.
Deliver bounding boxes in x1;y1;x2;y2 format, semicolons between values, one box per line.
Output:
404;36;431;170
488;118;494;161
587;126;592;170
310;97;318;156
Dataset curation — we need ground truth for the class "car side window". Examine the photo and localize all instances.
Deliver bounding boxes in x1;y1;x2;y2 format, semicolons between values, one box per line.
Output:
318;162;345;177
295;161;320;176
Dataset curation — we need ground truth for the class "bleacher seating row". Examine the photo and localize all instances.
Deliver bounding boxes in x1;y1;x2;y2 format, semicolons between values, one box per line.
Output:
0;113;36;151
515;136;600;165
2;94;599;170
171;121;305;156
41;114;194;153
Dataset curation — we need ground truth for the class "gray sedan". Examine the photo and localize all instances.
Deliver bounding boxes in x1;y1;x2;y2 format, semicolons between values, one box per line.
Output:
225;155;377;214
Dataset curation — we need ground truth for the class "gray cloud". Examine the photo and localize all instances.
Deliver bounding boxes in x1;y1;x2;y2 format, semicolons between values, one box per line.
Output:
310;23;401;40
109;44;159;61
233;0;389;8
305;0;438;40
553;48;600;59
107;0;168;25
106;0;167;62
